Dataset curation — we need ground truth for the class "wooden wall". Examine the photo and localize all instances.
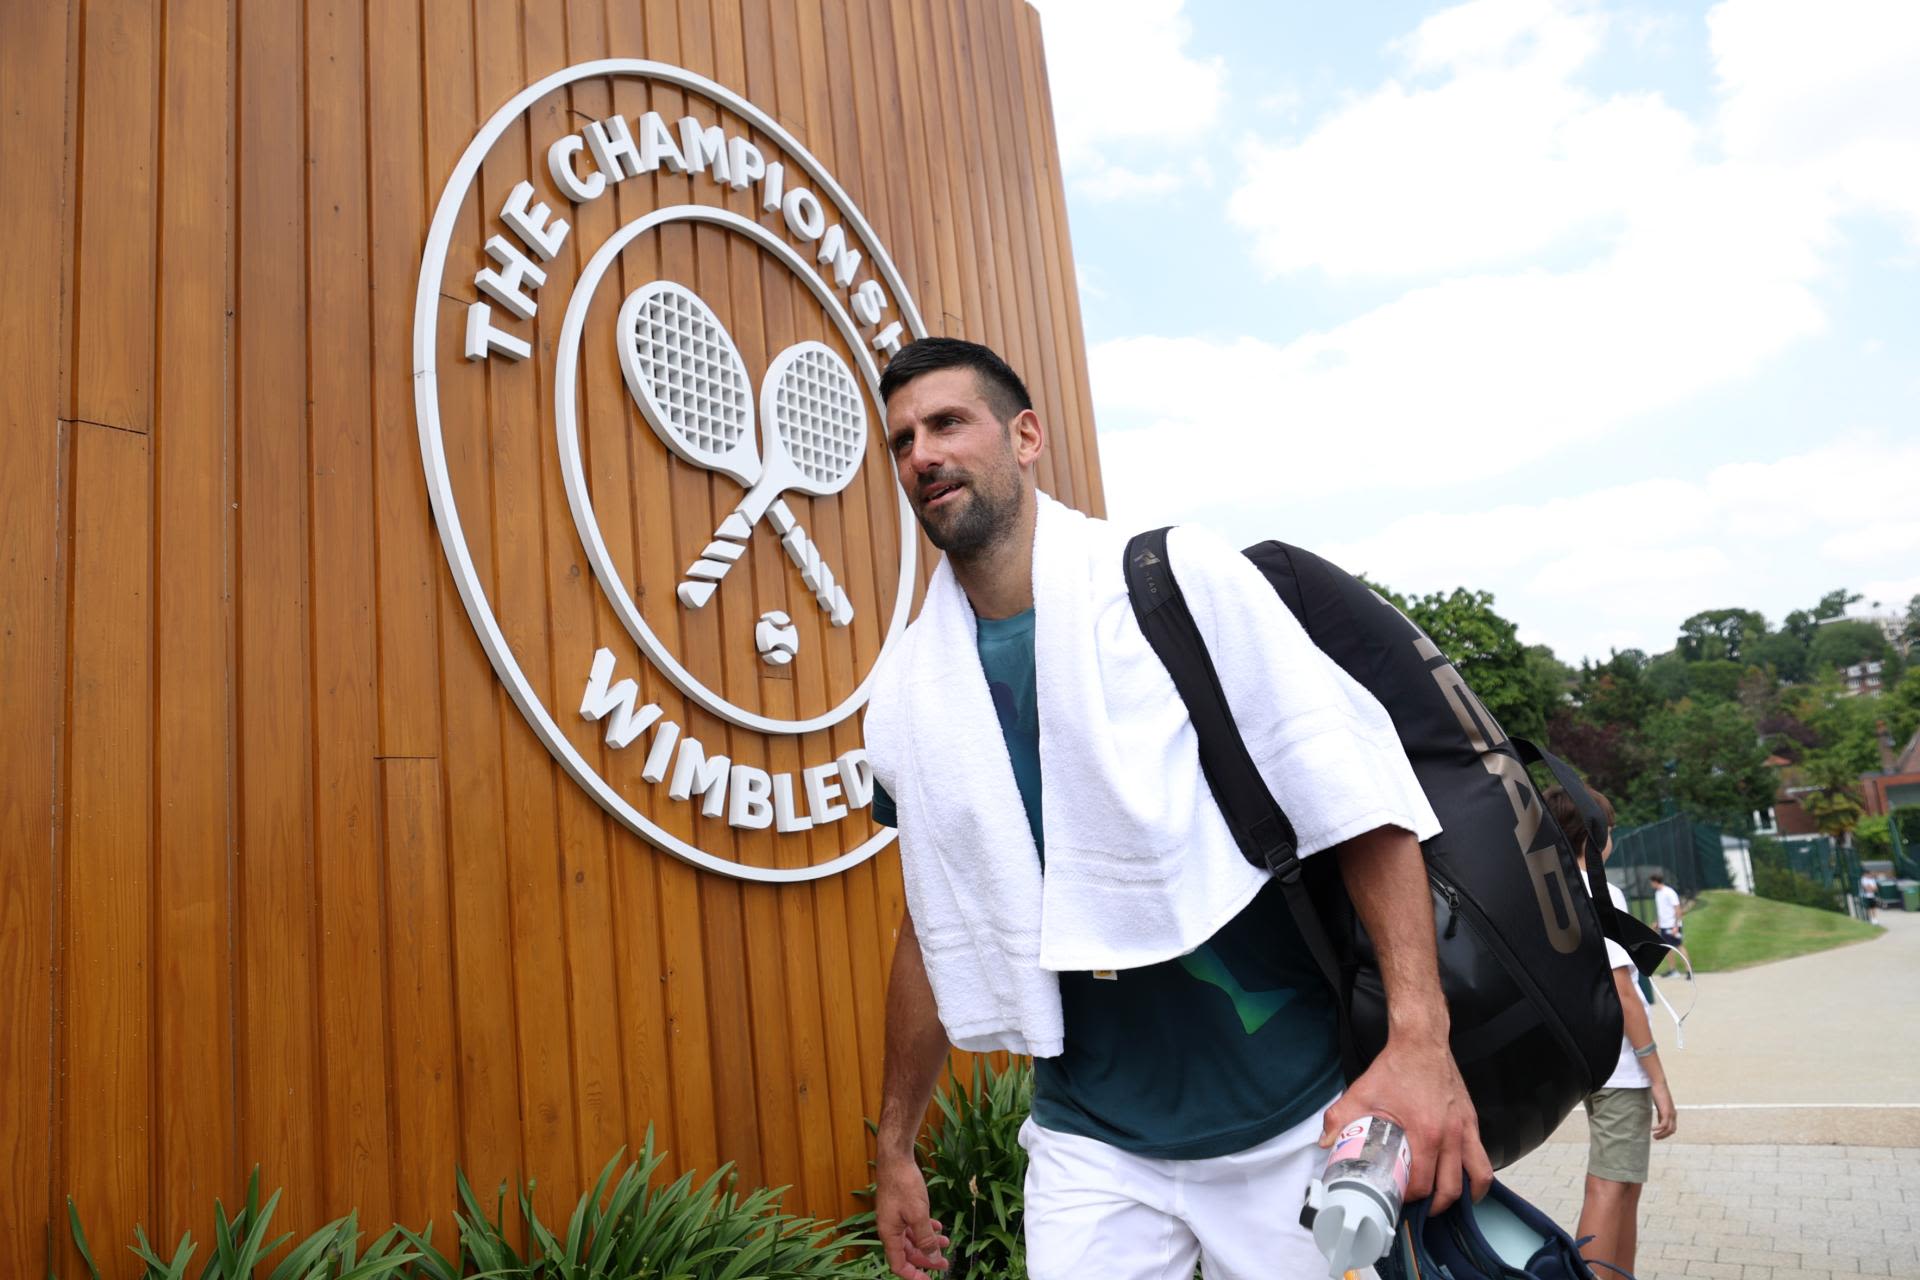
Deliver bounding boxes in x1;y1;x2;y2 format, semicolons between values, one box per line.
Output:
0;0;1104;1274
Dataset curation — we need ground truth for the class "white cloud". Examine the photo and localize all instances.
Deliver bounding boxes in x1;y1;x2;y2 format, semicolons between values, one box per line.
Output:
1711;0;1920;240
1071;157;1213;202
1300;436;1920;660
1029;0;1225;195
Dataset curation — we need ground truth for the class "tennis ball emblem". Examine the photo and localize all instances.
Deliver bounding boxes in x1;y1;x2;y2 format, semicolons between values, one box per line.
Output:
755;610;801;666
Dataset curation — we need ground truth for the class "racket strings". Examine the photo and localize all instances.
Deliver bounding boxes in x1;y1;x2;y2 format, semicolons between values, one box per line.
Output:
629;288;752;460
773;347;865;487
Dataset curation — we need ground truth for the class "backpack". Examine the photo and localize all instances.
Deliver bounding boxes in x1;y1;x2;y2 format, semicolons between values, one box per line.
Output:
1123;529;1667;1170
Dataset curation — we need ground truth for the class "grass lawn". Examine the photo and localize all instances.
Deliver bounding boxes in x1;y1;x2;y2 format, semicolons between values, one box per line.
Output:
1671;889;1882;972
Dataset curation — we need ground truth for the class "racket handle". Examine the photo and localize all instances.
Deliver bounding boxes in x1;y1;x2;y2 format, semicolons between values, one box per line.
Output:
675;499;853;626
676;507;755;608
769;502;854;626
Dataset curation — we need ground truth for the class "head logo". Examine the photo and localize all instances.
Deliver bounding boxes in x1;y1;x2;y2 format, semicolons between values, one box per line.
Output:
413;60;927;882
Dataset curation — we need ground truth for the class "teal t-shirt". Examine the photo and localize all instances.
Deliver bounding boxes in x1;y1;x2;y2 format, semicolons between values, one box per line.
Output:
872;609;1341;1159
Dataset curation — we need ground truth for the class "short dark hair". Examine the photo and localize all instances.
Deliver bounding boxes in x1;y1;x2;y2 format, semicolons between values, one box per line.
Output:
878;337;1033;424
1648;872;1665;884
1542;784;1615;862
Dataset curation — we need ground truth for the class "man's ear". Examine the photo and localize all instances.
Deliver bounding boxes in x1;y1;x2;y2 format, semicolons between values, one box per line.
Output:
1011;408;1044;468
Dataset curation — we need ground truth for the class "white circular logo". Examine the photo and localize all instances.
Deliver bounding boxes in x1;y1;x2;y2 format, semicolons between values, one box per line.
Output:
413;60;927;881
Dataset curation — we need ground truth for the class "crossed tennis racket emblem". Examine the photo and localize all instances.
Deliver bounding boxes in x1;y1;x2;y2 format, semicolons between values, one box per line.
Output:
616;281;864;628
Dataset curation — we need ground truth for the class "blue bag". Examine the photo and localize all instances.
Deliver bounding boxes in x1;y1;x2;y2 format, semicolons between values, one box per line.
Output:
1380;1179;1624;1280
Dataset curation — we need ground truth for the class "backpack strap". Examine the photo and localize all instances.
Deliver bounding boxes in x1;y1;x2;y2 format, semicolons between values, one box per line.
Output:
1123;527;1361;1078
1511;737;1669;977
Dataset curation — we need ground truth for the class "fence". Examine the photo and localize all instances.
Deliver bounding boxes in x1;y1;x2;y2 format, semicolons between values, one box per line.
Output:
1607;815;1734;901
1747;834;1862;914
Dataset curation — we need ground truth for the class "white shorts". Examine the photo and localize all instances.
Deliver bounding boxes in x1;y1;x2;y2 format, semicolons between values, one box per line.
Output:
1018;1105;1331;1280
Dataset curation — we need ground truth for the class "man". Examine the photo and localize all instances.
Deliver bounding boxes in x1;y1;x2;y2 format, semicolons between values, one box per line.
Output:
1544;786;1676;1280
1649;873;1688;978
1860;870;1880;923
863;337;1490;1280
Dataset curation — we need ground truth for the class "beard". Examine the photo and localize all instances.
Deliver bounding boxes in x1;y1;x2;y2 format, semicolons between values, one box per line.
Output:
915;460;1023;560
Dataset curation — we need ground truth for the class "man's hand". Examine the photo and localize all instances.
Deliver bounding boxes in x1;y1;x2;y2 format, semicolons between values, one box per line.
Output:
875;1150;950;1280
1331;824;1492;1213
1651;1079;1677;1141
1319;1030;1492;1213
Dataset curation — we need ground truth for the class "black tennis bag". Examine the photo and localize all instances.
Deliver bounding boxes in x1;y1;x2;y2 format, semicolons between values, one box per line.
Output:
1124;530;1666;1170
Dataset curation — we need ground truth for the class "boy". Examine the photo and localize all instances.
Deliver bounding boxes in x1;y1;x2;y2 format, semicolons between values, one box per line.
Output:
1545;786;1677;1279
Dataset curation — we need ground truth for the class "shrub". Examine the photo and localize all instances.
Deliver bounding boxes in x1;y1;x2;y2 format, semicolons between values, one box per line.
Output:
65;1131;875;1280
1749;837;1845;913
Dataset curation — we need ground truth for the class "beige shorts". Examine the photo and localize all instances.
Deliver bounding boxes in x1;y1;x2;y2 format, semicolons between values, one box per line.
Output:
1584;1087;1652;1183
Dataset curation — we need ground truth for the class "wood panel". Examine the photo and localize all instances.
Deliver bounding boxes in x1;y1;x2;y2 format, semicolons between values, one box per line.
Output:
151;0;236;1238
8;2;1107;1269
0;0;72;1271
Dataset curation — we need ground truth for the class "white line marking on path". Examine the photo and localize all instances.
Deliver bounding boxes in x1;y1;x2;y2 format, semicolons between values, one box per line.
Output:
1679;1103;1920;1110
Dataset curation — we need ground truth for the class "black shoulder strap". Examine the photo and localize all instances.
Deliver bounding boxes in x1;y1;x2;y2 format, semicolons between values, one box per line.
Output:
1123;527;1360;1074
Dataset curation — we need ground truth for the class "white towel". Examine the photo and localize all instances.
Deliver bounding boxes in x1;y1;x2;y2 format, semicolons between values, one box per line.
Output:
864;493;1440;1057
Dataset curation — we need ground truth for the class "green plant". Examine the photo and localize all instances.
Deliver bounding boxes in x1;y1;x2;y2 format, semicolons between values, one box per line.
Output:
921;1058;1032;1280
64;1168;417;1280
64;1133;874;1280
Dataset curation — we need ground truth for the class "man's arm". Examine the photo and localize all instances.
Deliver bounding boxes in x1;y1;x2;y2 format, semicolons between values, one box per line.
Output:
1321;823;1493;1211
875;912;953;1280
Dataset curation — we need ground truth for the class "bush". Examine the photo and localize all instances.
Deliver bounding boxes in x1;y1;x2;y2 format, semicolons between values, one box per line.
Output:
66;1132;876;1280
1749;837;1845;913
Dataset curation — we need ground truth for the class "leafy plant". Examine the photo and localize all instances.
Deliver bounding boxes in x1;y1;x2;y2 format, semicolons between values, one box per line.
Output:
64;1168;417;1280
64;1134;874;1280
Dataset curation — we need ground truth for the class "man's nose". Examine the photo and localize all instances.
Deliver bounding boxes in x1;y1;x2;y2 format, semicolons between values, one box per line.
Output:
903;430;944;478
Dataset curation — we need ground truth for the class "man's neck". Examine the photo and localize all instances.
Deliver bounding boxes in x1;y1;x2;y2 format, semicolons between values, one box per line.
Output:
950;492;1037;620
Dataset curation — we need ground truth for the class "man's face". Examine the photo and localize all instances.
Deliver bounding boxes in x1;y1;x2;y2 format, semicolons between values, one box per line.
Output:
884;366;1027;558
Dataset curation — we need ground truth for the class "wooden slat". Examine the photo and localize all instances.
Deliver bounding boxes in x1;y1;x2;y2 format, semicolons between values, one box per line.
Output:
0;0;72;1268
567;0;681;1177
62;424;154;1270
418;0;527;1200
368;0;444;759
1019;4;1106;515
150;0;236;1242
379;758;460;1230
233;0;325;1234
304;0;395;1220
522;0;633;1192
470;0;583;1220
69;0;156;434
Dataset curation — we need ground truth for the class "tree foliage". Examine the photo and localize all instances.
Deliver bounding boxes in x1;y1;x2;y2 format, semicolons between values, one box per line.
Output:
1358;577;1908;843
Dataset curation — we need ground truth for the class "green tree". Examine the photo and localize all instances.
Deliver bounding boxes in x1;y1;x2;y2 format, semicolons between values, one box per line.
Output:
1686;658;1746;703
1807;619;1890;676
1645;651;1693;703
1748;628;1810;683
1369;584;1565;743
1887;668;1920;748
1676;608;1770;663
1799;755;1866;850
1902;594;1920;651
1638;698;1774;833
1575;650;1657;728
1790;673;1889;775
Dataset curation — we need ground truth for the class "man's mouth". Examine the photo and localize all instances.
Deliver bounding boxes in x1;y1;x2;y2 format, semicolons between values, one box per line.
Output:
921;480;964;509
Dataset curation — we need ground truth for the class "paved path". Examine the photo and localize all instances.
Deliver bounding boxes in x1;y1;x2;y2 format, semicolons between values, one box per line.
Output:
1495;909;1920;1280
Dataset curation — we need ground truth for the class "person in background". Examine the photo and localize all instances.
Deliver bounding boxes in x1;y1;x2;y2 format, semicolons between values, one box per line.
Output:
1546;786;1677;1280
1860;870;1880;923
1649;872;1689;979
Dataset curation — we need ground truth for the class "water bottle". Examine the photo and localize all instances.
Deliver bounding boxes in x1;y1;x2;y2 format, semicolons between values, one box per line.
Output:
1300;1115;1411;1279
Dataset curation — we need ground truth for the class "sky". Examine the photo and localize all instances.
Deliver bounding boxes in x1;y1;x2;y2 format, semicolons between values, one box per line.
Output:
1028;0;1920;664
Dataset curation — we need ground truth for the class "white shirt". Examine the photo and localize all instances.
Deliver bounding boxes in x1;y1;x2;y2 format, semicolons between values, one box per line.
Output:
1862;875;1879;895
1601;882;1652;1090
1654;884;1681;930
